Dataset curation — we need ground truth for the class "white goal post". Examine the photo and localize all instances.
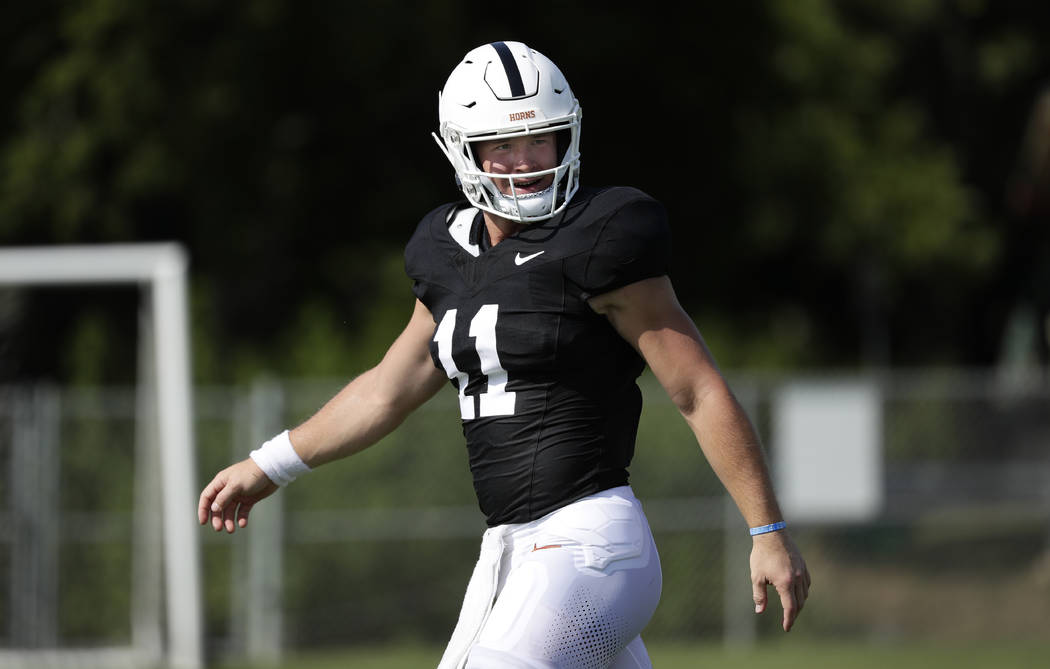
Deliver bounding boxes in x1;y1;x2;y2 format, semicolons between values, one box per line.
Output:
0;243;202;669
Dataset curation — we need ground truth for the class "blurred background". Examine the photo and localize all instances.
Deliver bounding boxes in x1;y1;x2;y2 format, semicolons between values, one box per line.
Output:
1;0;1049;667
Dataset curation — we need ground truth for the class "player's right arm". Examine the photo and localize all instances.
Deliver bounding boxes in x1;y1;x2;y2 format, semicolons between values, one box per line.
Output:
198;298;446;533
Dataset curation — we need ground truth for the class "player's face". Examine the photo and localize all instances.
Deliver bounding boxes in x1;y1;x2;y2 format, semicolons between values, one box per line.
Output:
474;133;557;196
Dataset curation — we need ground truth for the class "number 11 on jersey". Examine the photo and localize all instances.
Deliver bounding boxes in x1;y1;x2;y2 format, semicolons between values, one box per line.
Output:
434;304;517;420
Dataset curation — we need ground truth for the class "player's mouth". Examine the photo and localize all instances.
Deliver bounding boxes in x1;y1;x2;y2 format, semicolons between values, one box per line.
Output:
508;176;551;194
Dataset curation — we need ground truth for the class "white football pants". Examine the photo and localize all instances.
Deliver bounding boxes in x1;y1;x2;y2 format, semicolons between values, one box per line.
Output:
438;486;662;669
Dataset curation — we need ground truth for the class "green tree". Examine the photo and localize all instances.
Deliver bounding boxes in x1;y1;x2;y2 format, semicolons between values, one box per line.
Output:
1;0;1048;383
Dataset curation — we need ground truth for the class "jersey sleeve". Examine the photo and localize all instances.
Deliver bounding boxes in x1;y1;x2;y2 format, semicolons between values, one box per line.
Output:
571;195;672;299
403;205;447;304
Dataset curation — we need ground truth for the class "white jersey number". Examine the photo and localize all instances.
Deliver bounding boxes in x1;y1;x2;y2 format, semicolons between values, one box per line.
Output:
434;304;517;420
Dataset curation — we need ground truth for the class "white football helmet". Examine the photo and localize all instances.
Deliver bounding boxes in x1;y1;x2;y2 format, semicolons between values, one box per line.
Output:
433;41;582;223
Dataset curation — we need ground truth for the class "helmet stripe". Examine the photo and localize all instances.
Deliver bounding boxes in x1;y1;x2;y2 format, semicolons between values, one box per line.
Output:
490;41;526;98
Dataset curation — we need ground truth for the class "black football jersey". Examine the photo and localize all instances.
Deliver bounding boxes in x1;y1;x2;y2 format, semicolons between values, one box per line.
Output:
404;186;671;526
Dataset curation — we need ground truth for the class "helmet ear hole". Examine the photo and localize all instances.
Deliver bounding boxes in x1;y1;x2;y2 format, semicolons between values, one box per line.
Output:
465;141;480;168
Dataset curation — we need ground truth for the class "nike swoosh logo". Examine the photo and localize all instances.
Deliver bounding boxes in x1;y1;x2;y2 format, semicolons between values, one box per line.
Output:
531;543;563;552
514;250;545;266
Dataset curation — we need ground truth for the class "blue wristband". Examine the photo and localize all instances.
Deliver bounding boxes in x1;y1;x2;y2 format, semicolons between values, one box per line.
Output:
749;521;786;536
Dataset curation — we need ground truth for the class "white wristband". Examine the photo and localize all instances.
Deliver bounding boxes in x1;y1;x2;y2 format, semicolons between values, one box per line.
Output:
249;430;311;486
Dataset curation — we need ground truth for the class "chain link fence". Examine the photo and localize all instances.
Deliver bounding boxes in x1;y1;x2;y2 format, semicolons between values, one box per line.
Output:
1;369;1049;664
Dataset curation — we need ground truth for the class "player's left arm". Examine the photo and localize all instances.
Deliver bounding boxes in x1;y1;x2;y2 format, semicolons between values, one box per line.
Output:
589;275;811;631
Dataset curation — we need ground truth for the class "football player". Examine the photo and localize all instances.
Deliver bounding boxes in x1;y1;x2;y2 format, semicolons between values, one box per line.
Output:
199;41;810;668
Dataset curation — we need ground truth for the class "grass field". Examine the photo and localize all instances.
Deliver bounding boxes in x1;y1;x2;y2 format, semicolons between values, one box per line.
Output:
216;640;1050;668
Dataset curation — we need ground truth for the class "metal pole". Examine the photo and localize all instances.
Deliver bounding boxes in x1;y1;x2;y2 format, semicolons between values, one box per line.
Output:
245;378;285;664
151;253;203;669
723;379;760;645
9;386;61;648
722;496;756;645
133;288;164;660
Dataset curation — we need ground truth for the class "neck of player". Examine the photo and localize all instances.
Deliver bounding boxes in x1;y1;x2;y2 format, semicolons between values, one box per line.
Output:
484;211;526;246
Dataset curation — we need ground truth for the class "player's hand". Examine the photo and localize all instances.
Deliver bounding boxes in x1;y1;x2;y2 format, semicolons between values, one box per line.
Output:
750;530;811;631
197;459;279;534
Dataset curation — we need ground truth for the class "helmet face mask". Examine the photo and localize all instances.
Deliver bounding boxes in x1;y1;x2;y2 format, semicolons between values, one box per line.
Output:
433;41;582;223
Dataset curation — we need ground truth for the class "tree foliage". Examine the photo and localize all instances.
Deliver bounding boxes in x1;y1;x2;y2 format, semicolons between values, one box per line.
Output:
1;1;1048;383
